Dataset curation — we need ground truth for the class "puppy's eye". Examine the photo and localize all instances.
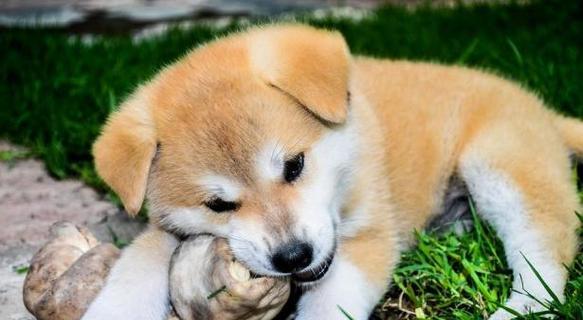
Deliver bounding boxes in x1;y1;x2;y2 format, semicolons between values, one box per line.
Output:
204;198;240;213
283;152;304;183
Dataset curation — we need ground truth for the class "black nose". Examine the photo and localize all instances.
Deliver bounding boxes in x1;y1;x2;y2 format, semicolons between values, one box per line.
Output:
271;241;313;273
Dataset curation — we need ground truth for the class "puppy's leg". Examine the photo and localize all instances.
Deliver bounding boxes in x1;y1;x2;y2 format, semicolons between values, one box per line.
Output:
296;231;397;320
82;227;178;320
460;133;580;319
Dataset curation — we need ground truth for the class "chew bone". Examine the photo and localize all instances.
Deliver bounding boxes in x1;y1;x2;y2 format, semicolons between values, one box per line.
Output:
169;237;291;320
23;221;120;320
228;260;251;282
23;222;290;320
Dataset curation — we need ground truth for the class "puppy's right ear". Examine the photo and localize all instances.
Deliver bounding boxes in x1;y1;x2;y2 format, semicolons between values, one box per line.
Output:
248;25;350;124
92;88;157;216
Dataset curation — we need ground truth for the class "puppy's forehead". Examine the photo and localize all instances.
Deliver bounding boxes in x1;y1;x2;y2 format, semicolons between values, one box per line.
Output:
147;38;326;189
153;83;324;188
159;105;262;185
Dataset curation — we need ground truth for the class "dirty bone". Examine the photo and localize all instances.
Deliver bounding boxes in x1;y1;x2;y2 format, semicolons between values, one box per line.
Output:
23;222;290;320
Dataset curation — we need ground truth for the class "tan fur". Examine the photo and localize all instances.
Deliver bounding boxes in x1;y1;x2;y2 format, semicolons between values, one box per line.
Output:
92;87;156;215
249;25;350;123
91;24;582;319
354;59;580;266
553;115;583;157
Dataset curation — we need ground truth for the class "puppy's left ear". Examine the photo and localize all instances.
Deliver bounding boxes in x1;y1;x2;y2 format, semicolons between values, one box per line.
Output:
92;88;157;216
249;25;350;124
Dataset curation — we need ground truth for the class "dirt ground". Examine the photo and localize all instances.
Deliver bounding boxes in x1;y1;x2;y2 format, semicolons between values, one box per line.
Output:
0;141;145;320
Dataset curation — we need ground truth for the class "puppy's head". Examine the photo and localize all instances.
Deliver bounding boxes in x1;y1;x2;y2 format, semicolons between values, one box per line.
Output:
93;25;357;282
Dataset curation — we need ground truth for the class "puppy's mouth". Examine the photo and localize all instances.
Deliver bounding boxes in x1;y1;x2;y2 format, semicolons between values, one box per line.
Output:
291;253;335;284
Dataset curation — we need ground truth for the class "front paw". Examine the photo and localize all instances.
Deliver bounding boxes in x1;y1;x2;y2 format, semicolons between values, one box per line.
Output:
170;237;290;320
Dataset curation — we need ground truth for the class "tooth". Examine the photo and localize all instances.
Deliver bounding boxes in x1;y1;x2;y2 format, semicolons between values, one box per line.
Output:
228;261;251;282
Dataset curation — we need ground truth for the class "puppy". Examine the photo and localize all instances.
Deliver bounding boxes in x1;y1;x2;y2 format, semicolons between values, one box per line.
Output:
83;24;582;320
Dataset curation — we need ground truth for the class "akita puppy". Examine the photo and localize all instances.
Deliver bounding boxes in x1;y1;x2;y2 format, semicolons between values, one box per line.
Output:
84;24;582;320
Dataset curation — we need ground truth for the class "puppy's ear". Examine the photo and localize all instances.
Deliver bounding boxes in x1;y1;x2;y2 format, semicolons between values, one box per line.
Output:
249;25;350;124
92;88;157;216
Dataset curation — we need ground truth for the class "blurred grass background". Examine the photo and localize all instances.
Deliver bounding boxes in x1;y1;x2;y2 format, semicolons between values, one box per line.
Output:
1;0;581;318
1;0;581;190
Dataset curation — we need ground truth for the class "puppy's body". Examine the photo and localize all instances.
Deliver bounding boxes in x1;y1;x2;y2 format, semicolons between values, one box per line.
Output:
84;25;582;320
356;60;581;318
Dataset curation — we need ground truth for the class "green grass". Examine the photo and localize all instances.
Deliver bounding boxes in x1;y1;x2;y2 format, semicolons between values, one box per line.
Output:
0;149;30;168
375;204;583;319
12;264;30;275
1;0;582;318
